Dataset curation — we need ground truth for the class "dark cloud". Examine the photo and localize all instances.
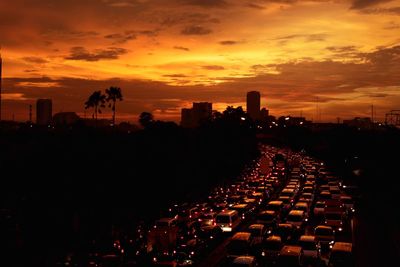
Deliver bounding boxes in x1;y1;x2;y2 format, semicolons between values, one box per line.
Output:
366;93;389;97
360;6;400;14
65;47;128;61
24;69;39;73
181;0;228;8
22;57;49;64
219;40;238;45
42;29;99;40
350;0;394;9
181;25;212;35
326;45;359;53
245;3;266;9
159;13;220;27
202;65;225;70
383;21;400;29
326;45;361;58
104;32;136;44
163;74;189;78
173;46;190;51
274;33;328;42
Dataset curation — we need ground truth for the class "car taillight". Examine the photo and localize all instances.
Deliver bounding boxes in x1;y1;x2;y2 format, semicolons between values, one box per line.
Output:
229;223;232;227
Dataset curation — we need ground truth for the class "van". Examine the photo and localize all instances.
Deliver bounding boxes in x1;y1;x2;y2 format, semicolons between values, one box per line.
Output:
215;210;241;232
155;217;178;228
328;242;353;267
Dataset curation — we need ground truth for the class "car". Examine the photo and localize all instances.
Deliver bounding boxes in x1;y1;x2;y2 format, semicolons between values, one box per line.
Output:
275;223;295;243
286;210;306;231
230;256;258;267
198;225;223;243
328;242;354;267
231;203;254;220
319;190;332;201
266;200;284;216
298;193;314;205
280;188;296;199
314;225;335;251
261;235;283;264
247;224;266;255
278;196;293;212
313;201;325;218
155;217;178;228
298;235;320;265
293;202;310;218
226;232;252;261
255;210;278;232
329;186;342;200
324;208;345;233
247;224;267;238
277;245;303;267
198;212;216;227
302;186;315;194
340;196;355;215
151;253;177;266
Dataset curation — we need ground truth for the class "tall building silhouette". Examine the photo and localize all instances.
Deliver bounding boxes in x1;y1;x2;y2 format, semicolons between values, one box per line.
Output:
181;102;212;128
0;51;2;121
36;99;52;125
246;91;261;120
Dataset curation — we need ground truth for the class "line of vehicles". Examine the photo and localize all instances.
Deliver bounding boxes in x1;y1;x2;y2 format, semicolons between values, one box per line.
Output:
78;145;359;267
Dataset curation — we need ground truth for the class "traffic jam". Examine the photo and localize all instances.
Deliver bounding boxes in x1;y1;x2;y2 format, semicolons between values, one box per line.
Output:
107;145;357;267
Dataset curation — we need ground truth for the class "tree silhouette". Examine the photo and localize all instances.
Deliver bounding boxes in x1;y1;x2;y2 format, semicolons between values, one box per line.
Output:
85;91;106;124
105;87;123;126
139;112;154;128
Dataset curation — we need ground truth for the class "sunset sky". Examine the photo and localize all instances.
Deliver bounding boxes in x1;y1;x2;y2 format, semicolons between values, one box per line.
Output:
1;0;400;122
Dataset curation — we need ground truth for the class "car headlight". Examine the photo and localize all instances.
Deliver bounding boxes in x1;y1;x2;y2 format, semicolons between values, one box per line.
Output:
338;227;343;232
261;251;266;257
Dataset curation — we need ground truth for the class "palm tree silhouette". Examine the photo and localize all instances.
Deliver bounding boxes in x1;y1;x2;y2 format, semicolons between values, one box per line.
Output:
105;87;123;126
85;91;106;125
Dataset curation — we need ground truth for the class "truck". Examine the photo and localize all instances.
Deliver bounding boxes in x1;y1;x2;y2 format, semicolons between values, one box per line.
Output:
147;217;179;260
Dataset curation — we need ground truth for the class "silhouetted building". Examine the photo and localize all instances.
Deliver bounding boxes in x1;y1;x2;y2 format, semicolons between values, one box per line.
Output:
278;116;311;127
343;117;373;129
0;52;2;121
80;118;111;127
36;99;52;125
181;102;212;128
181;108;194;128
247;91;261;120
260;108;269;121
53;112;80;126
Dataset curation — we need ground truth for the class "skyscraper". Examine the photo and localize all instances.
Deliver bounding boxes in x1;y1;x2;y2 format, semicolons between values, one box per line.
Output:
0;52;2;121
36;99;52;125
246;91;261;120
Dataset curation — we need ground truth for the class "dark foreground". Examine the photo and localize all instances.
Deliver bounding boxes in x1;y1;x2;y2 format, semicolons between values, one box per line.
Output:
1;123;399;266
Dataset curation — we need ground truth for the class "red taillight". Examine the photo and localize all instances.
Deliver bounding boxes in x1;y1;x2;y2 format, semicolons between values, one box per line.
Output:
229;223;232;227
